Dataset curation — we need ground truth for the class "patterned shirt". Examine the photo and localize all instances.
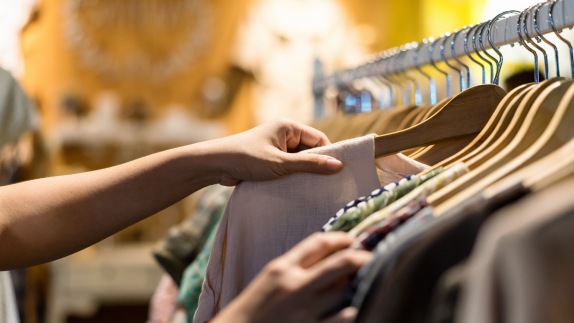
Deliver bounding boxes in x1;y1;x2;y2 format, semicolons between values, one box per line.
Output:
323;167;444;232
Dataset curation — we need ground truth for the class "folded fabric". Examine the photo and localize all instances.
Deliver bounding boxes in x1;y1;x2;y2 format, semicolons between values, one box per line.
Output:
350;163;469;236
153;185;233;285
194;135;382;323
323;168;442;232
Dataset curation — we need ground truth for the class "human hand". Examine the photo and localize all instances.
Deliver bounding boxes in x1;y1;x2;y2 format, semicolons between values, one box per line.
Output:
212;232;372;323
205;117;343;186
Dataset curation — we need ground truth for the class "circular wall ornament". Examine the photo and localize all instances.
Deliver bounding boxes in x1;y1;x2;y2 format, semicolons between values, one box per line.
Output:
62;0;212;80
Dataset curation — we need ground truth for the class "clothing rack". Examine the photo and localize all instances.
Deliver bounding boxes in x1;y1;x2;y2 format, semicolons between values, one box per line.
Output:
313;0;574;94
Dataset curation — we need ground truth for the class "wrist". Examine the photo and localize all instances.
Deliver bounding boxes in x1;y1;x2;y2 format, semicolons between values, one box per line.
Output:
182;138;235;185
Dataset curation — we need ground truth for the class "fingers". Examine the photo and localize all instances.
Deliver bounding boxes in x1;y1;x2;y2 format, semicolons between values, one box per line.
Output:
310;284;350;318
307;249;372;291
319;307;358;323
285;233;354;268
281;152;343;175
278;118;331;150
297;123;332;148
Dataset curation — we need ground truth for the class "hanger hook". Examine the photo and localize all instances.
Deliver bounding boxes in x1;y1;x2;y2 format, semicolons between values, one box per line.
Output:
367;56;388;109
452;28;471;89
473;21;494;83
550;0;574;78
414;40;438;105
524;5;549;80
534;2;559;77
465;24;486;84
380;51;402;106
488;10;521;85
375;53;396;107
440;32;464;92
390;47;411;106
401;43;422;106
385;49;409;106
478;21;497;83
429;37;452;98
517;7;540;83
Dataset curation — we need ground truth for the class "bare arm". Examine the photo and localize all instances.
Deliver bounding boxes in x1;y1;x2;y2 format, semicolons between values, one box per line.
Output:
0;118;343;270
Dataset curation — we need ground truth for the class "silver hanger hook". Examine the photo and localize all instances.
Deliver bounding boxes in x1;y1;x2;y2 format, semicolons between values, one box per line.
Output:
465;24;486;84
550;0;574;78
374;53;396;107
367;56;390;109
524;5;549;80
534;2;559;77
517;7;540;83
379;51;399;103
478;20;498;83
384;49;409;106
401;43;422;106
488;10;521;85
473;21;494;83
390;47;411;106
414;41;438;105
428;37;452;98
440;32;464;92
452;28;471;89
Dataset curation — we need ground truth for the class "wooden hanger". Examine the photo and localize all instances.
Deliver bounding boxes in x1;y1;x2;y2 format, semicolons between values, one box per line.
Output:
373;84;506;158
431;79;574;208
401;98;454;157
417;83;534;174
411;136;476;165
482;135;574;203
396;106;429;131
461;79;562;169
409;106;433;126
336;109;388;141
376;106;418;134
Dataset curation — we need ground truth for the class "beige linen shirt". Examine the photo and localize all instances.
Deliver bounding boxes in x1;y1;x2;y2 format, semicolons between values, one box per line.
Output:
194;135;428;323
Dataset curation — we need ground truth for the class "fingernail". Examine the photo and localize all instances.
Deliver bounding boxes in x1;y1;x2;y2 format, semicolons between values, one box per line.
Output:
342;307;358;322
327;158;343;172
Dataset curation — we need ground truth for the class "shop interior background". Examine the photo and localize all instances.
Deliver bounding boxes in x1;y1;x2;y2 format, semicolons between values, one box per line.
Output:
1;0;571;322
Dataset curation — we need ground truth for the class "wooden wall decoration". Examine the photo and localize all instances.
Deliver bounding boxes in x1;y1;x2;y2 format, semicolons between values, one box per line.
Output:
61;0;213;80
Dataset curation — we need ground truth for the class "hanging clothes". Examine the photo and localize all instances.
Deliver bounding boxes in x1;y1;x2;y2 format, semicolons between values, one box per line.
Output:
0;68;38;148
323;167;442;232
455;176;574;323
194;134;382;323
148;274;180;323
351;180;529;323
153;185;233;285
179;216;222;323
0;272;19;323
350;163;469;236
375;153;430;185
352;196;430;251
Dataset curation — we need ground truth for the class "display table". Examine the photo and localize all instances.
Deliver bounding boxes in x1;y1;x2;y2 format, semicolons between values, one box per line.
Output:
46;243;162;323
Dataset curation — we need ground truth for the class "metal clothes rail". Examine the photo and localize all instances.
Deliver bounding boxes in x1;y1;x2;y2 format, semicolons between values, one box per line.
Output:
313;0;574;92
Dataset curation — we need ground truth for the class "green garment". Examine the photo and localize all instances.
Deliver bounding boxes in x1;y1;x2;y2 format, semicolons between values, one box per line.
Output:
179;218;221;323
327;167;444;232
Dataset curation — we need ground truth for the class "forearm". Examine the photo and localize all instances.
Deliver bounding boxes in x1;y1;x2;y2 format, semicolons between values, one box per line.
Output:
0;141;220;270
0;118;342;270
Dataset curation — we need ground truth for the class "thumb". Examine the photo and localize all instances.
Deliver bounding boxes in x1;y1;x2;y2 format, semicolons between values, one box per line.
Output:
281;152;343;175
